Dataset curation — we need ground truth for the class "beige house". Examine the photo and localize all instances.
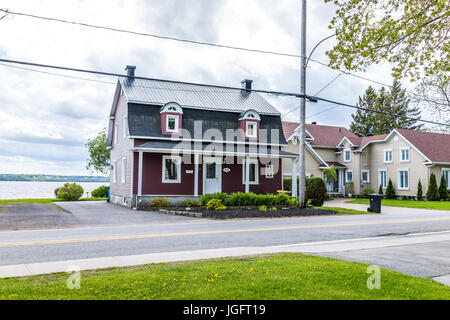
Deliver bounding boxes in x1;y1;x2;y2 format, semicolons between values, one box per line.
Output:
282;122;450;198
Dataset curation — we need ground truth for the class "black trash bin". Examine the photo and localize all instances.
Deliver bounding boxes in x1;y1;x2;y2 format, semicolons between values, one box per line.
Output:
367;194;383;213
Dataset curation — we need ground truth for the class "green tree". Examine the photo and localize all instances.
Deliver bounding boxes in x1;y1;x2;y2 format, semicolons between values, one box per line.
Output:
385;179;396;199
350;80;422;136
323;166;337;183
426;173;440;201
417;180;423;201
86;128;110;175
349;86;377;136
324;0;449;82
439;175;449;200
378;184;383;196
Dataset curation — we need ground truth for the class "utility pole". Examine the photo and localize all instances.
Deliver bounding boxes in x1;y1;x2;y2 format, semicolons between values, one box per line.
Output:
298;0;307;207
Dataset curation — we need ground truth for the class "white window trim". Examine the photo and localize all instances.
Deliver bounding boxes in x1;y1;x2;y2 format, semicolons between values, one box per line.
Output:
245;121;258;138
345;169;353;183
442;168;450;189
397;169;410;190
399;147;410;162
114;123;118;144
121;157;126;184
162;155;181;183
122;115;128;138
242;158;259;185
361;169;370;183
343;148;351;162
166;115;179;133
378;169;387;189
384;149;393;163
112;160;117;184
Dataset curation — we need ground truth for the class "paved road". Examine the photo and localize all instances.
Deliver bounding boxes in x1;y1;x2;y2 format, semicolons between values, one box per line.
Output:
1;201;450;282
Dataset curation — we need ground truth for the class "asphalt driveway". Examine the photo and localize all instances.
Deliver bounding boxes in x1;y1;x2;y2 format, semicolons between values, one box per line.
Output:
0;203;79;231
55;200;196;227
0;201;197;231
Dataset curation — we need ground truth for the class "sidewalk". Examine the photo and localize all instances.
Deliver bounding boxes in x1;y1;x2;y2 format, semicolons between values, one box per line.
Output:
324;198;450;215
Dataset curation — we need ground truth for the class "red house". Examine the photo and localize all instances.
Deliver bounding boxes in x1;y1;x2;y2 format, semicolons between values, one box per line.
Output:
107;66;297;207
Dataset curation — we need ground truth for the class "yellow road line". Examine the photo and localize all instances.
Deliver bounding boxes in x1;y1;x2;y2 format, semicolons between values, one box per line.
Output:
1;217;450;248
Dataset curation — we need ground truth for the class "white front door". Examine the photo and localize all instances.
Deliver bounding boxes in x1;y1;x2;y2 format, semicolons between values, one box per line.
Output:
203;157;222;194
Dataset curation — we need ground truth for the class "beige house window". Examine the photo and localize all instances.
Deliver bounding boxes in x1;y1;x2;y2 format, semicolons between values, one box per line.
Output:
443;169;450;189
384;149;393;163
344;149;351;162
400;148;410;162
398;169;409;190
361;170;370;183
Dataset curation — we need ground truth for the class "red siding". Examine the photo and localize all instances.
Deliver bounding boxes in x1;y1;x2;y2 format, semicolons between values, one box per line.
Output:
133;153;281;195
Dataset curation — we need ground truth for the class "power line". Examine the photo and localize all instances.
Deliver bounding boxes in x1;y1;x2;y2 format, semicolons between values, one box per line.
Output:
0;57;448;128
1;8;446;106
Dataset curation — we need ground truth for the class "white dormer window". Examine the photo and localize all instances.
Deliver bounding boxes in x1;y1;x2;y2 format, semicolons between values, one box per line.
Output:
166;115;179;132
246;121;257;138
240;110;261;121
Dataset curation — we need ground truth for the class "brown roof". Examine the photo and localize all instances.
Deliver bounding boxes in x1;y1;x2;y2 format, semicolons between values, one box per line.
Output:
282;122;360;147
357;134;389;151
396;129;450;163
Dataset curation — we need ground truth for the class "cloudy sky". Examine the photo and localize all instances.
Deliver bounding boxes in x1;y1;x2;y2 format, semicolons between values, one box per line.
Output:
0;0;424;176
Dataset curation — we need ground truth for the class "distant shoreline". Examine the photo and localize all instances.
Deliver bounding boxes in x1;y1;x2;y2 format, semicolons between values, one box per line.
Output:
0;174;109;183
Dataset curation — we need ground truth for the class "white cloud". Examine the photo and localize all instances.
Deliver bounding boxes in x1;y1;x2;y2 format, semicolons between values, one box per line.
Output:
0;0;421;175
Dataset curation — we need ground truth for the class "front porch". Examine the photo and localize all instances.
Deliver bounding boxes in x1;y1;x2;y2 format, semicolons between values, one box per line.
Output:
324;162;347;197
131;140;298;207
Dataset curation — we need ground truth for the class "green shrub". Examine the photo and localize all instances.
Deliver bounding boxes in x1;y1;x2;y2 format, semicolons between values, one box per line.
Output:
289;197;297;206
258;205;267;212
181;200;200;207
91;185;108;198
378;185;383;195
152;198;169;207
57;183;84;201
206;199;226;210
54;187;61;198
200;194;214;206
362;188;375;198
269;207;277;211
385;179;396;199
275;192;291;205
426;173;440;201
417;180;423;201
439;175;449;200
306;177;327;206
401;195;408;200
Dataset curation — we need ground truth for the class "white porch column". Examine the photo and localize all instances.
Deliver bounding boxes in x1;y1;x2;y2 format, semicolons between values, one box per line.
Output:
245;155;250;193
194;153;199;196
138;151;143;196
292;158;297;198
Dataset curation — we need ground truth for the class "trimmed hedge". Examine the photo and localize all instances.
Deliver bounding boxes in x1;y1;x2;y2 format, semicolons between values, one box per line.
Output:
200;192;295;207
426;173;440;201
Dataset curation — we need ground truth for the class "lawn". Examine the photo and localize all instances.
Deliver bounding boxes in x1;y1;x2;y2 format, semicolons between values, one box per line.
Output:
1;253;448;300
346;199;450;210
316;206;374;215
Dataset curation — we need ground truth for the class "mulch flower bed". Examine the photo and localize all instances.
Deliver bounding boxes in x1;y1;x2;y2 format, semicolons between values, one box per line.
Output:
144;205;337;219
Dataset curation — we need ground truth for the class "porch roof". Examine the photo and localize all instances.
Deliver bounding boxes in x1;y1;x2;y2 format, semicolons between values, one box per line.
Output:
325;161;347;169
133;140;298;158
